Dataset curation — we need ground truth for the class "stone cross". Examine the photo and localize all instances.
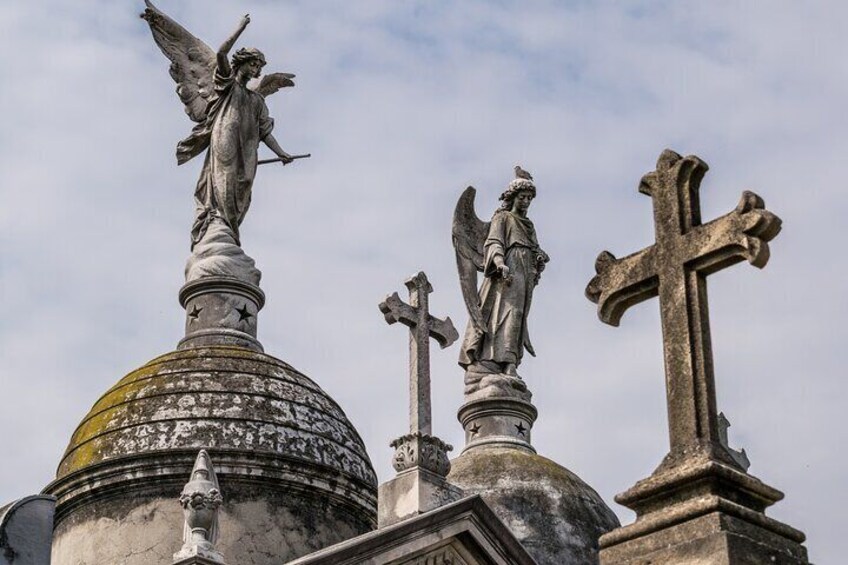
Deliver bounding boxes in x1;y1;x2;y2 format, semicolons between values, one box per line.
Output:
377;273;463;527
379;272;459;437
586;149;782;469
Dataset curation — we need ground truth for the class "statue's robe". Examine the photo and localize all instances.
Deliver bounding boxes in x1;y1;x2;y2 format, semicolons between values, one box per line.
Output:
460;210;545;370
177;66;275;247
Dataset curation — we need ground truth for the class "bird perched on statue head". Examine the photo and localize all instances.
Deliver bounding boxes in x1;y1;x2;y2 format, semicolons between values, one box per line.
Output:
514;165;533;181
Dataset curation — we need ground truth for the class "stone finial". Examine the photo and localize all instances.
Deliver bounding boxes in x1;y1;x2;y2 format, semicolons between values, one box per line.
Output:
173;450;226;565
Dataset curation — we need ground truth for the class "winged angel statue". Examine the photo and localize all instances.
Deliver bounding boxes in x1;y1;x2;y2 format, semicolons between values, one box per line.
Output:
141;1;299;284
452;170;550;400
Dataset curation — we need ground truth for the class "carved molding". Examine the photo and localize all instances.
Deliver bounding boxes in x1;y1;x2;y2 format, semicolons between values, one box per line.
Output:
390;432;453;476
401;545;471;565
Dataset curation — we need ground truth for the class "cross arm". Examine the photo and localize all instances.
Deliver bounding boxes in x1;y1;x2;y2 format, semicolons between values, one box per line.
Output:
684;191;782;275
379;292;417;327
429;316;459;349
586;246;658;326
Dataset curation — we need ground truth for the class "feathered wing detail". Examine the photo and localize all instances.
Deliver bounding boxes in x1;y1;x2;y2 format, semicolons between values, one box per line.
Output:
141;0;216;123
252;73;296;97
452;187;490;335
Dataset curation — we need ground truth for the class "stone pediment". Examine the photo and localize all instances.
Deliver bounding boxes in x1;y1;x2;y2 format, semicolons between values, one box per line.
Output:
286;495;536;565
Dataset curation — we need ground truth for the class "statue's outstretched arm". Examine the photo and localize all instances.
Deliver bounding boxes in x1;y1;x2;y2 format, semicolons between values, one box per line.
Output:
262;133;293;164
217;14;250;74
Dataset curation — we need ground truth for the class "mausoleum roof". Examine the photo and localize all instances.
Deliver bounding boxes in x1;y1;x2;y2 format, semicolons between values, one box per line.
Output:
48;345;377;535
57;345;375;486
448;445;620;564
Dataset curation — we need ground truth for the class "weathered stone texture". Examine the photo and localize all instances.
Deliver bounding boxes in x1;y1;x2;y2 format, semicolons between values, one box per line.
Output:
587;150;807;564
448;447;619;564
55;346;374;484
286;496;537;565
0;495;55;565
377;467;463;528
400;546;469;564
46;345;377;565
600;512;808;564
51;487;371;565
586;149;782;468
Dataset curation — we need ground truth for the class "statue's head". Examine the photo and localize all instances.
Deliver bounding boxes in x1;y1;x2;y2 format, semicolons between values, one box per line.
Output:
499;178;536;211
232;47;266;78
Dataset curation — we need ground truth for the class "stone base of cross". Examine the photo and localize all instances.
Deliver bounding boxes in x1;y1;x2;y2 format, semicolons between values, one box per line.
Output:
588;150;808;564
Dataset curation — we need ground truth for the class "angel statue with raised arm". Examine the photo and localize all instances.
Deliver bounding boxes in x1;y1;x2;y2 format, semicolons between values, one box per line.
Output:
452;169;550;401
141;1;301;285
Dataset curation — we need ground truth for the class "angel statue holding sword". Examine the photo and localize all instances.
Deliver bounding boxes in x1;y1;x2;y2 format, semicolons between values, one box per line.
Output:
141;2;307;283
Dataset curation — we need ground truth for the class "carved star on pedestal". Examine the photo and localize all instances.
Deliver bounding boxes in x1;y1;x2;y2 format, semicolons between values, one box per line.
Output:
188;304;203;324
469;422;481;436
515;422;527;436
236;304;253;323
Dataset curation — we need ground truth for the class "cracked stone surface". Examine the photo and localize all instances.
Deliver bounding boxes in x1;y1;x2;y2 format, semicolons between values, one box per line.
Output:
47;346;377;565
56;347;375;485
51;489;369;565
448;446;619;565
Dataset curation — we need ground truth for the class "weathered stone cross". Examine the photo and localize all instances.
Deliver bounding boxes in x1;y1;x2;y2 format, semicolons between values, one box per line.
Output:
377;273;464;527
586;149;782;469
379;272;459;436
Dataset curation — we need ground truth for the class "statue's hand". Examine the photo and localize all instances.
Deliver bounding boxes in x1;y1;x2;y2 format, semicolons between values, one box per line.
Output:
278;152;294;164
499;265;513;285
239;14;251;30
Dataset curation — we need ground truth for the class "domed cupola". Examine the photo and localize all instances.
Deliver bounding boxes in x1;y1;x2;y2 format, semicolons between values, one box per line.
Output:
446;388;620;564
45;276;377;565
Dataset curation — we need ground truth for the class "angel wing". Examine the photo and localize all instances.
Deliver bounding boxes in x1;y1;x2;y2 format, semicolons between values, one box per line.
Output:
452;186;490;335
252;73;296;97
141;0;216;123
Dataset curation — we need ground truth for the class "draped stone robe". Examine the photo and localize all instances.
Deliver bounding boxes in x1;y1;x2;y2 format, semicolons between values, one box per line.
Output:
177;66;275;248
459;210;545;370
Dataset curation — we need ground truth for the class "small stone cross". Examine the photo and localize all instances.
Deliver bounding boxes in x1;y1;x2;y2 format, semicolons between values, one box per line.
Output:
377;274;464;527
586;150;781;469
379;272;459;437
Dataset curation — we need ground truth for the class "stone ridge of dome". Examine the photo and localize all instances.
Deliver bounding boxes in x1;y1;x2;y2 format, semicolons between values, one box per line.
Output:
95;346;328;400
71;352;355;440
56;346;376;488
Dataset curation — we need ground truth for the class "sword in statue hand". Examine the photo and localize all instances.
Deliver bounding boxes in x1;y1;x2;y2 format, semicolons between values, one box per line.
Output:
258;153;311;165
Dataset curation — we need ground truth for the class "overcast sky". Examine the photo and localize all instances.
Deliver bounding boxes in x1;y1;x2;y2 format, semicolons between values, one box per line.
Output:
0;1;844;561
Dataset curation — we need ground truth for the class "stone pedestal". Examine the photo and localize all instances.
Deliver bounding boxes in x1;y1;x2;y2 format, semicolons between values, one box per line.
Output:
377;467;463;528
377;433;463;528
599;453;808;564
458;396;538;454
178;276;265;351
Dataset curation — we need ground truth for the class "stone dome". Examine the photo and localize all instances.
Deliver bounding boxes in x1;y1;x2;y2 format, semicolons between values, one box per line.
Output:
46;345;377;565
448;446;620;565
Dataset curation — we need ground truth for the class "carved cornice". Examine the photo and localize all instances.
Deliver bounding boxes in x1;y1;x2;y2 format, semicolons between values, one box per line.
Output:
390;433;453;477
